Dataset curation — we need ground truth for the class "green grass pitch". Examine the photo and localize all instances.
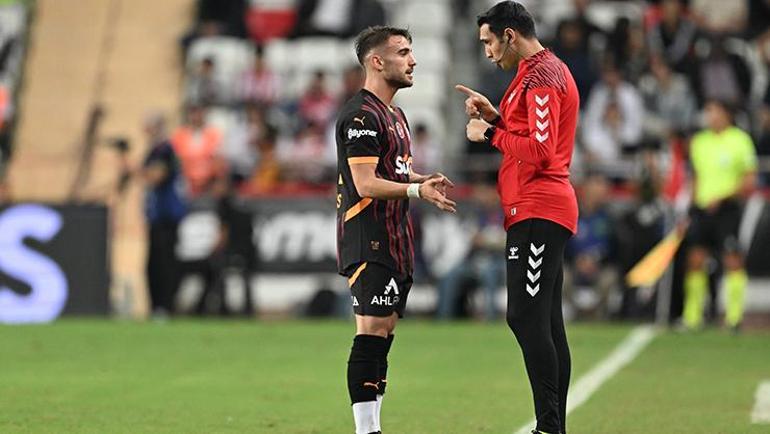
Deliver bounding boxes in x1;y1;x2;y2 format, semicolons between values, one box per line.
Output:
1;320;768;433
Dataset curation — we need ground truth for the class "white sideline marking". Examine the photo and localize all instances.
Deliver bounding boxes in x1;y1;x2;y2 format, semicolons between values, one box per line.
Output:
751;381;770;424
513;326;657;434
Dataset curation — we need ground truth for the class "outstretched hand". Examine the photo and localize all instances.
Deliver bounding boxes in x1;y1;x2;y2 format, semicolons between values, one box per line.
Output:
423;172;454;195
455;84;499;123
419;177;457;213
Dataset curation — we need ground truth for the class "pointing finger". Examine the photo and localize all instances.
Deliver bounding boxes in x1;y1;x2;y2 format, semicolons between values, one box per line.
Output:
455;84;479;98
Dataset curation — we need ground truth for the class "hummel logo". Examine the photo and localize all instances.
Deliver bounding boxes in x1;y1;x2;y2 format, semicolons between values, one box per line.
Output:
536;107;549;118
535;132;549;143
526;284;540;297
353;116;365;126
508;246;519;260
536;120;549;130
384;278;399;295
535;94;550;106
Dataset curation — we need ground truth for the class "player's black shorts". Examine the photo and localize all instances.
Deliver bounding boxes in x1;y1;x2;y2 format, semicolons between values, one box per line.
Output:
687;199;743;253
346;262;413;318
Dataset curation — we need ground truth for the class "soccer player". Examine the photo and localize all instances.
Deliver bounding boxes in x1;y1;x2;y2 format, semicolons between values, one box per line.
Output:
336;26;456;434
456;2;579;434
683;99;757;332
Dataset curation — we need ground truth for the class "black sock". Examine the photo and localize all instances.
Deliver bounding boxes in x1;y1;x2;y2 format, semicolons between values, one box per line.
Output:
378;334;395;394
347;334;387;404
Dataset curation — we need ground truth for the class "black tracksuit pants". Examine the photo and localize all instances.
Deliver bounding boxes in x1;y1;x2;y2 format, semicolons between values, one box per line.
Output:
505;218;572;434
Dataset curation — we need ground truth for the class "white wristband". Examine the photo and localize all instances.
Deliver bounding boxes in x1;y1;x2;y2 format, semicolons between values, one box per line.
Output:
407;183;421;199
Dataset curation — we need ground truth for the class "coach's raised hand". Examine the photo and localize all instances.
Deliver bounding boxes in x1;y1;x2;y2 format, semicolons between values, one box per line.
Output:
419;177;457;213
465;118;492;142
455;84;499;122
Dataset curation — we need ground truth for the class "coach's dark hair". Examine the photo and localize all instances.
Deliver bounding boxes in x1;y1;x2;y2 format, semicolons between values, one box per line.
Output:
354;26;413;65
477;1;536;39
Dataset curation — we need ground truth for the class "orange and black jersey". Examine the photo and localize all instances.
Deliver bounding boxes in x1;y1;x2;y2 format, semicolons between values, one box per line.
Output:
336;89;414;276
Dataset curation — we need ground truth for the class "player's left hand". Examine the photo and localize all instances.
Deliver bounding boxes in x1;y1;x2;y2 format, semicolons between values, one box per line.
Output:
466;118;491;142
424;172;455;195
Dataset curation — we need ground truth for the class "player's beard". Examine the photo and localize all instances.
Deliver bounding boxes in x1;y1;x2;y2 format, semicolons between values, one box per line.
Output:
384;68;413;89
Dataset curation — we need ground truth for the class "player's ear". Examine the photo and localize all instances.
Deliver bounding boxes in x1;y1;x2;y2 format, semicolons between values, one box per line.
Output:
370;52;385;72
504;28;515;45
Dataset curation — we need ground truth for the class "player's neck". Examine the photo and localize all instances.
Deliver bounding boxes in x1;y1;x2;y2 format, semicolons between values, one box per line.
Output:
518;38;546;60
363;80;397;107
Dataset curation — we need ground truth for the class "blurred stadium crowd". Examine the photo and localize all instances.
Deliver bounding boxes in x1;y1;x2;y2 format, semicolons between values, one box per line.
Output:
2;0;770;322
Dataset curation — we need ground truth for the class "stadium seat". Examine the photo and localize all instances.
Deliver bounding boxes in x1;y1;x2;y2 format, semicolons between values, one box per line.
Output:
585;1;645;31
283;70;343;101
295;37;347;73
0;3;26;36
338;37;359;66
393;71;447;107
398;105;447;141
411;37;450;72
264;38;300;74
245;4;296;44
187;36;255;87
205;107;237;136
723;37;768;103
394;0;452;36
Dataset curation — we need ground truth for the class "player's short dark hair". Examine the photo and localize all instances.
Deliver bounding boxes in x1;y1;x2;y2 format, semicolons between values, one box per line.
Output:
705;98;736;123
354;26;413;65
477;1;536;39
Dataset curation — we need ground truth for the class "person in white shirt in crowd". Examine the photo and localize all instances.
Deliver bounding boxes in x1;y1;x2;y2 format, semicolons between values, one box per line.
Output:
581;60;644;170
237;45;279;107
222;104;269;184
638;55;697;140
298;70;338;130
185;57;226;106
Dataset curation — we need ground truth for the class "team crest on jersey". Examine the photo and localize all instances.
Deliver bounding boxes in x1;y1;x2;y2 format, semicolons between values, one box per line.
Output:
395;122;405;139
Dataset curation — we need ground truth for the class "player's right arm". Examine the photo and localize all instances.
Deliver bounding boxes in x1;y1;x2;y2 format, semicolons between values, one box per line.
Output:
350;163;455;212
343;110;456;212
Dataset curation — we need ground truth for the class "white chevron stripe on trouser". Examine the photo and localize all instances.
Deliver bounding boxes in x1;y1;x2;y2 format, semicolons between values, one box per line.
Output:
526;243;545;297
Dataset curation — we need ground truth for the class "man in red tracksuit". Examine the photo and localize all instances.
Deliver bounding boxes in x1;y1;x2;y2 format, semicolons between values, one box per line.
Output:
456;2;579;434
